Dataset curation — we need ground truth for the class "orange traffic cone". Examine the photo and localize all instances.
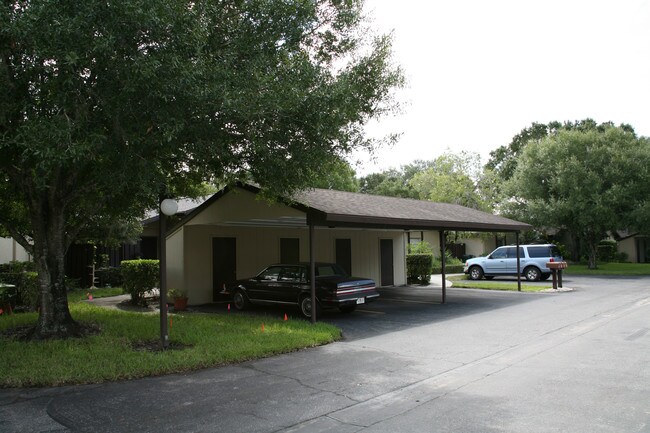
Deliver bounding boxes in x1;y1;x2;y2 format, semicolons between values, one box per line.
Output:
284;313;288;321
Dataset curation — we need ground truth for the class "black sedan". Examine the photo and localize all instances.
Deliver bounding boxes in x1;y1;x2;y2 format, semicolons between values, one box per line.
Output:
225;263;378;318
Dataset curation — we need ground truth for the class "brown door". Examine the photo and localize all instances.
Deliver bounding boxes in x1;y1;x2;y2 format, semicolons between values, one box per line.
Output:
213;237;236;301
280;238;300;264
335;238;352;276
380;239;394;286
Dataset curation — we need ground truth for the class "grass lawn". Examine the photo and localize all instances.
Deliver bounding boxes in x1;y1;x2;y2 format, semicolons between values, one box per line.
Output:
448;275;551;292
563;262;650;276
0;300;340;388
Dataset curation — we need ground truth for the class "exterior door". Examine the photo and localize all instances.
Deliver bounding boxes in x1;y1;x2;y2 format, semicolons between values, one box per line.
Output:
212;237;237;301
335;238;352;276
280;238;300;264
380;239;394;286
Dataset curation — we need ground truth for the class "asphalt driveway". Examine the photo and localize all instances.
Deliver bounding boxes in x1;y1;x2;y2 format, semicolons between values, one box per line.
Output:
1;275;649;432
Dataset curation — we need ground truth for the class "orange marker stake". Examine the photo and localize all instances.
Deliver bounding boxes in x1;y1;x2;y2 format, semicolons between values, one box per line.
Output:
261;323;265;332
284;313;288;321
170;316;173;328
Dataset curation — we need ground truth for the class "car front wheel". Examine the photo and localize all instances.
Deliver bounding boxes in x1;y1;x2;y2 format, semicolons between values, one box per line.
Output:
468;266;484;280
524;266;541;281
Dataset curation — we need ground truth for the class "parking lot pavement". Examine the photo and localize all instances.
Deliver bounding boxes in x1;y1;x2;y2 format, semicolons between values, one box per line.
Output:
1;276;649;433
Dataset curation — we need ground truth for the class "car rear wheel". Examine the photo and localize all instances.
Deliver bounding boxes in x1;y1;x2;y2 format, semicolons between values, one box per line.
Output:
299;295;320;319
233;289;250;310
524;266;541;281
468;266;484;280
339;304;357;314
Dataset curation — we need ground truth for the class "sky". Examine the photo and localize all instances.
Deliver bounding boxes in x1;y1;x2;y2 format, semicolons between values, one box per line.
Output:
353;0;650;175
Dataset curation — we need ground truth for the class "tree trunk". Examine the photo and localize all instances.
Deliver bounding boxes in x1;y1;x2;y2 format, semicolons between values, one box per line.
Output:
586;243;599;270
30;199;80;339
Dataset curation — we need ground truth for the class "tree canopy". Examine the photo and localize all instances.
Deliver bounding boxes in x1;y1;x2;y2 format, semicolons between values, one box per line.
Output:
409;152;492;211
0;0;403;338
505;123;650;268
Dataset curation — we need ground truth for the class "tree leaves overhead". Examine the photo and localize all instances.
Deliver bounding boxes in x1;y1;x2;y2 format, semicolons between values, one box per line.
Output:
0;0;403;338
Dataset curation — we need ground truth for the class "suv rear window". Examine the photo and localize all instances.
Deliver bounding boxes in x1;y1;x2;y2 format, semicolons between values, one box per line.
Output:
527;246;551;258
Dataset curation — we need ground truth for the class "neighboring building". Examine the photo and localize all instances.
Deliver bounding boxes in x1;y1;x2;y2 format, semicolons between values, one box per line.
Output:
162;184;530;305
614;232;649;263
0;237;30;264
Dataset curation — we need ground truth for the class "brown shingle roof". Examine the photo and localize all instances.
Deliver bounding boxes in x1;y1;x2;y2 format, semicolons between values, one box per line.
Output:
172;184;531;233
293;188;530;232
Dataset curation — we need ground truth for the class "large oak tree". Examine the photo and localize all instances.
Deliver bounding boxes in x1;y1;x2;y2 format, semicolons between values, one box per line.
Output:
0;0;402;338
505;124;650;268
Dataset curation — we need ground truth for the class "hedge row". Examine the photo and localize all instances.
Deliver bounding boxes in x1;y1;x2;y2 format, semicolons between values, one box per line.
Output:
407;254;433;285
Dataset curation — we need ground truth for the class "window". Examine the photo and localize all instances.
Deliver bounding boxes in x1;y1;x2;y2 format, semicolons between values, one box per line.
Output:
491;248;507;259
279;266;302;282
527;246;550;258
506;247;524;259
258;266;282;281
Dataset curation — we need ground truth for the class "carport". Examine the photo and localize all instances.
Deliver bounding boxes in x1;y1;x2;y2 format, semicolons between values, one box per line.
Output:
163;184;531;320
291;188;532;322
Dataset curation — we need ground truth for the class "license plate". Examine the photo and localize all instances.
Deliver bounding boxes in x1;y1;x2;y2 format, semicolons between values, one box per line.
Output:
356;298;365;305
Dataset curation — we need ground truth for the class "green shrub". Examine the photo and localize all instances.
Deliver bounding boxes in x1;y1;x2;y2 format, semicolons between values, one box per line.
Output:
431;264;465;274
407;254;433;285
597;240;618;262
408;241;433;255
0;271;39;310
120;260;159;306
96;267;123;287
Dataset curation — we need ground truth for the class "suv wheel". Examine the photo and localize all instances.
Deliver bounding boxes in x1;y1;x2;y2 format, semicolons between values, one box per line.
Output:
524;266;541;282
468;266;484;280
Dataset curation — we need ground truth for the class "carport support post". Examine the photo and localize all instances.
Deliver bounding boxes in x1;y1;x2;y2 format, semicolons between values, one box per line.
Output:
440;230;446;304
516;231;522;292
159;206;169;349
309;222;316;324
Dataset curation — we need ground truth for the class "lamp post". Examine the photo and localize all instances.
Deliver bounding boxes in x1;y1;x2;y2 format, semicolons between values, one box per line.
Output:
159;197;178;350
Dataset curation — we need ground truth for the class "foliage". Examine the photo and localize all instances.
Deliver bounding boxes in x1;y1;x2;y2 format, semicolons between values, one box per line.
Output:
95;267;123;288
0;303;340;387
504;123;650;269
409;151;492;210
0;261;39;309
406;254;433;284
408;241;433;254
309;157;360;192
597;240;618;263
358;160;434;198
0;0;402;338
431;264;465;274
120;260;159;306
167;287;188;301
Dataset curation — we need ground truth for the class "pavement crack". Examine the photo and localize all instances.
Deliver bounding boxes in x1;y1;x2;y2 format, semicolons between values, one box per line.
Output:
242;364;363;403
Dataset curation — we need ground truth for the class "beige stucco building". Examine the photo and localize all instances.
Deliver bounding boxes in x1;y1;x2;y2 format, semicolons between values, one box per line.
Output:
163;185;530;305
